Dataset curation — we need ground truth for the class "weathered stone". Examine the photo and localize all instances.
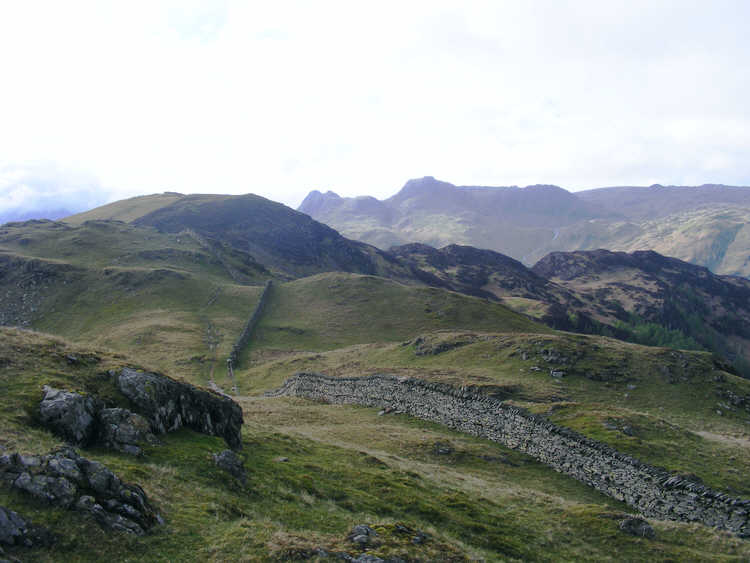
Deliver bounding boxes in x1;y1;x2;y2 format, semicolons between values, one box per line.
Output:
268;372;750;536
212;450;246;483
347;524;378;548
38;386;100;446
98;408;158;456
0;448;160;535
116;368;243;449
0;506;55;548
619;517;655;539
0;507;26;546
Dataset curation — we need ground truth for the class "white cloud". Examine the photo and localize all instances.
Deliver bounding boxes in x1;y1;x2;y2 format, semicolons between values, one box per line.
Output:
0;0;748;212
0;162;108;217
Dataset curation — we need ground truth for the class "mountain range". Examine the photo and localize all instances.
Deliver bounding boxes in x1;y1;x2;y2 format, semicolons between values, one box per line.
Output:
299;176;750;277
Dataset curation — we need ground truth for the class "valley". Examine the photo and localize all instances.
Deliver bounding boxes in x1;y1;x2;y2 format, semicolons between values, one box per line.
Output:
2;190;750;561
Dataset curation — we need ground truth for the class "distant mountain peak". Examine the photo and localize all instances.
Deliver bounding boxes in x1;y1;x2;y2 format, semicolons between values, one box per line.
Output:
298;189;342;216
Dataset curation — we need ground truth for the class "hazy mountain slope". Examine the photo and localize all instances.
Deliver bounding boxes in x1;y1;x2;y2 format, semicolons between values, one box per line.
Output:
300;177;750;277
533;249;750;375
300;176;613;260
577;183;750;220
0;206;74;225
529;205;750;276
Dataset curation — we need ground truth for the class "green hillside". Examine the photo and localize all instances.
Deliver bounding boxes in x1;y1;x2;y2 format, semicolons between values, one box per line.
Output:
0;220;268;381
248;272;547;354
3;328;750;562
64;193;185;225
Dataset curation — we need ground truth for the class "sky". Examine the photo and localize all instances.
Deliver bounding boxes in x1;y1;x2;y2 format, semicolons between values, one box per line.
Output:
1;0;749;218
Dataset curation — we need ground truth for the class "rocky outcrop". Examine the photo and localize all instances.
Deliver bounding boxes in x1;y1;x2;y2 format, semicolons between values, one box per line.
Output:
98;408;159;456
0;506;55;549
0;448;161;535
39;386;101;446
38;369;243;452
212;450;246;483
269;373;750;536
116;368;243;449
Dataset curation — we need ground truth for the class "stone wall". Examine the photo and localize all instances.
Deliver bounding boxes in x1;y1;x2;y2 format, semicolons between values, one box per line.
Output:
268;372;750;536
228;279;273;367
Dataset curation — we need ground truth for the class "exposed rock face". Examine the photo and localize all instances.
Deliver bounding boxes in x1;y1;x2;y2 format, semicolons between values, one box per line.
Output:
212;450;246;483
98;408;158;456
269;373;750;536
116;368;243;449
0;506;55;549
38;370;243;453
39;386;101;446
0;448;160;535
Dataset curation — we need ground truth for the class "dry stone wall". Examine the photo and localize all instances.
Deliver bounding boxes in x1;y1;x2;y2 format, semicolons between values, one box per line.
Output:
228;279;273;367
268;372;750;536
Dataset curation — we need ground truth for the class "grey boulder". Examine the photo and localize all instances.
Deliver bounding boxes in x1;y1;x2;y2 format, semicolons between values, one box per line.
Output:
38;386;100;446
619;517;655;539
99;408;158;456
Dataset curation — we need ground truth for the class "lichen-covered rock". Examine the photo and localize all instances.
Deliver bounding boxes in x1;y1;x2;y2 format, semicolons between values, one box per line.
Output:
98;408;158;456
0;448;160;535
38;386;101;446
0;506;55;548
347;524;379;547
116;368;243;449
212;450;246;483
619;517;655;539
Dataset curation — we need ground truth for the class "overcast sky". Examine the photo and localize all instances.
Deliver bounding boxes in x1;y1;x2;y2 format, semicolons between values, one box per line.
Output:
1;0;749;217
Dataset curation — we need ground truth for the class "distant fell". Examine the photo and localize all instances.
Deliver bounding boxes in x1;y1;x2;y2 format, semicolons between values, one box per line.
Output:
578;184;750;220
299;177;750;277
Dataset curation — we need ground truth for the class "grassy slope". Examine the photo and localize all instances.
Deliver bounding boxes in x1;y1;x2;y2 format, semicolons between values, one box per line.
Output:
3;328;750;562
240;331;750;499
64;194;184;225
247;272;548;354
0;220;267;383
